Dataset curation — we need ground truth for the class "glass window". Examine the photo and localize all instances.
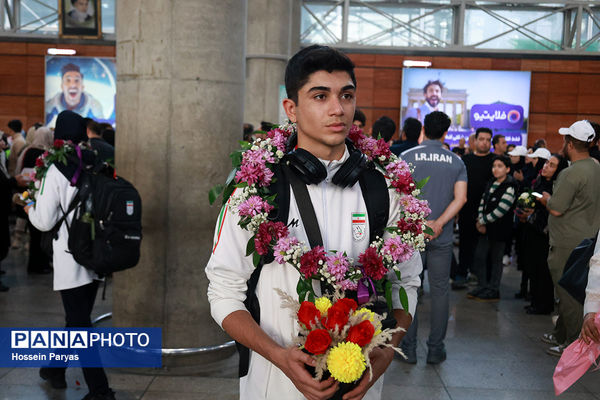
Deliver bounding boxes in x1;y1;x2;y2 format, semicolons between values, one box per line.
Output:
18;0;58;34
580;8;600;52
301;2;342;44
101;0;115;34
465;8;563;50
348;5;452;47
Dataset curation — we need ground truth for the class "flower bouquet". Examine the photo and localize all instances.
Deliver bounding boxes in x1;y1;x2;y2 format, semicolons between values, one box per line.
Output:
516;191;536;210
276;291;404;398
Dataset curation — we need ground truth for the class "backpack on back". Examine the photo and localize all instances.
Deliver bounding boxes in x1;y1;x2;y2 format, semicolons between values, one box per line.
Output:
67;163;143;276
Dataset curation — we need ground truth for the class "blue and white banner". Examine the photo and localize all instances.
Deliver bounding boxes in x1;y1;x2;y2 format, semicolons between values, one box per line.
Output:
0;328;162;368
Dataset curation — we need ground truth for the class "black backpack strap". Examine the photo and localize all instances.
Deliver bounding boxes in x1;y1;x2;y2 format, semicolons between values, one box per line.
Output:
53;192;81;235
282;164;323;248
358;166;389;242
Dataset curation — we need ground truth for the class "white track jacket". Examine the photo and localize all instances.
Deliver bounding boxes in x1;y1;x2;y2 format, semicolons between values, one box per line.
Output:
206;149;422;400
28;164;97;291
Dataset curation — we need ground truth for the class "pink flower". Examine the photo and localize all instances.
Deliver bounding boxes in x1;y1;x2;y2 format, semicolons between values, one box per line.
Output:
299;246;326;279
400;196;431;217
267;128;290;152
348;125;365;146
238;196;273;218
385;160;410;177
235;148;276;187
273;236;300;264
382;236;413;263
338;279;358;291
254;221;289;255
358;247;387;281
397;218;423;235
326;252;349;281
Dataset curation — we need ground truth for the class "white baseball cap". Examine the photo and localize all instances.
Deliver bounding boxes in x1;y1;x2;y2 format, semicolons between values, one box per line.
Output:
507;145;528;157
527;147;552;160
558;120;596;142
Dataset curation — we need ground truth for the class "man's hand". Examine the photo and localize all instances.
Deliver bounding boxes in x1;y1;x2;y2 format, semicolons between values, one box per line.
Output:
513;170;524;182
274;347;339;400
539;191;551;207
475;221;486;234
342;347;394;400
581;313;600;344
15;174;28;188
425;219;443;240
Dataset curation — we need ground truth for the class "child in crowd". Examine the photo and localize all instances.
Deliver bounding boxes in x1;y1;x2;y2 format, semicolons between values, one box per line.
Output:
468;156;517;301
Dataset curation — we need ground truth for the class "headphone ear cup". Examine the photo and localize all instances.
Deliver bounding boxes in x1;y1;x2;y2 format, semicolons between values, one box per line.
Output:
284;149;327;185
332;150;366;188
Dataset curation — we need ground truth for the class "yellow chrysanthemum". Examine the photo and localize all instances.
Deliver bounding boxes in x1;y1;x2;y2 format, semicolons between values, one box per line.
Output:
315;297;332;316
327;342;366;383
353;308;382;335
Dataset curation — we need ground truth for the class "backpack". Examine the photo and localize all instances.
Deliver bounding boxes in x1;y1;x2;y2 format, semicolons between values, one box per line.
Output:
236;162;389;377
65;162;143;277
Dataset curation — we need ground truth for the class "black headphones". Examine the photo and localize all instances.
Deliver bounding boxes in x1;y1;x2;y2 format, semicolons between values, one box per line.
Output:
283;133;367;188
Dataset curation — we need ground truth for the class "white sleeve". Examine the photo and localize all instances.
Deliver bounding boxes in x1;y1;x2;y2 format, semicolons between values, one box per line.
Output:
386;188;422;317
205;199;256;329
28;165;63;232
584;233;600;316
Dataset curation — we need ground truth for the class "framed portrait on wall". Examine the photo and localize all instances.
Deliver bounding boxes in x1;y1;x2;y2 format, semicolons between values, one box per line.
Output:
59;0;102;39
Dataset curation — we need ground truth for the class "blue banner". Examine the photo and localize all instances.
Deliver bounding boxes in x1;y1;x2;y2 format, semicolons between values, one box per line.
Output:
0;328;162;368
470;103;525;130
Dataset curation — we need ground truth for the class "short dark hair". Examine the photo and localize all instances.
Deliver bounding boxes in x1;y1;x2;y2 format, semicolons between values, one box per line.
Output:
402;118;422;142
423;80;444;93
492;134;505;146
7;119;22;133
565;134;591;152
493;155;511;169
61;63;83;78
101;127;115;146
423;111;451;140
550;153;569;181
243;123;254;140
589;121;599;146
353;109;366;126
475;127;492;139
285;45;356;104
86;119;101;136
372;116;396;142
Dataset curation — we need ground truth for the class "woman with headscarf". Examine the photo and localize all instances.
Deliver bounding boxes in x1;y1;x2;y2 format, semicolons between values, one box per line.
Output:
519;154;569;314
15;126;55;274
24;111;115;400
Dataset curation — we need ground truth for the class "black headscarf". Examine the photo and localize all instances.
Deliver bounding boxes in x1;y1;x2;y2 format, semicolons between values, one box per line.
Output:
53;110;96;183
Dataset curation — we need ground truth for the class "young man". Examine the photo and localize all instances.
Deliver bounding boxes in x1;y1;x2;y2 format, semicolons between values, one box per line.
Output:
540;120;600;356
390;118;421;156
492;134;507;155
454;128;494;289
400;111;467;364
6;119;26;177
206;45;422;400
86;119;114;163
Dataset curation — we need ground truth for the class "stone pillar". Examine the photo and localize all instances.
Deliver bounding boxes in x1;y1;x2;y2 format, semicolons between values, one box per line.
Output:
114;0;246;368
244;0;300;129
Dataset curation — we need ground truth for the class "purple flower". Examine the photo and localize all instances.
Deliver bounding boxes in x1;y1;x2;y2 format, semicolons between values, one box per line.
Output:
382;236;413;263
338;279;358;291
238;195;273;218
326;252;349;281
400;196;431;217
273;236;300;264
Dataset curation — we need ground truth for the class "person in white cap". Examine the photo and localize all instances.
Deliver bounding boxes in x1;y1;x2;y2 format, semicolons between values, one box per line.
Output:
539;120;600;357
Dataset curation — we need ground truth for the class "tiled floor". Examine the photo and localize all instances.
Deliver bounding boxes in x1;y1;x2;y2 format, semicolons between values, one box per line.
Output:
1;247;599;400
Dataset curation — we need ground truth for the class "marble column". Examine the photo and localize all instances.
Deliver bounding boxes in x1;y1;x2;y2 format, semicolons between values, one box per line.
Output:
244;0;300;129
114;0;246;368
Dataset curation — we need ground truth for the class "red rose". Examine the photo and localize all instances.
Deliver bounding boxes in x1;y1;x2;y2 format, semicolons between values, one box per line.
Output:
323;303;350;332
358;247;386;281
35;158;44;167
346;320;375;347
297;301;320;329
54;139;64;149
335;298;358;315
304;329;331;355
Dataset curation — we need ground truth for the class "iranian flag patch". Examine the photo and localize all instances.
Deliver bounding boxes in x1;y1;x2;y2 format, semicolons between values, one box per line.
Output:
352;212;366;241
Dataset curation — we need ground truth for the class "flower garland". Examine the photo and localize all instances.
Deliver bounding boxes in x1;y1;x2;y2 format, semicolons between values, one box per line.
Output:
23;139;88;202
210;123;431;307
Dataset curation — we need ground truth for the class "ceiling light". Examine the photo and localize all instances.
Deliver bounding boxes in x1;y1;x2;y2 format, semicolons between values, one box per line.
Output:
403;60;432;68
47;48;77;56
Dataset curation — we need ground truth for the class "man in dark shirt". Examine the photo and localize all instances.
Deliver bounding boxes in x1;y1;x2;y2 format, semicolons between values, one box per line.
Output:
589;121;600;163
86;120;114;163
371;116;396;144
453;128;494;289
391;117;421;156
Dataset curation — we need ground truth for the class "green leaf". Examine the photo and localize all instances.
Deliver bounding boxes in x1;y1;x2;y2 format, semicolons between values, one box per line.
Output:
246;236;256;257
225;168;237;186
307;291;315;303
253;252;261;267
385;226;399;234
395;270;401;281
239;140;252;150
235;182;248;188
221;183;236;206
424;226;434;235
416;176;430;190
208;184;224;205
399;286;409;312
230;150;243;168
384;281;393;311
